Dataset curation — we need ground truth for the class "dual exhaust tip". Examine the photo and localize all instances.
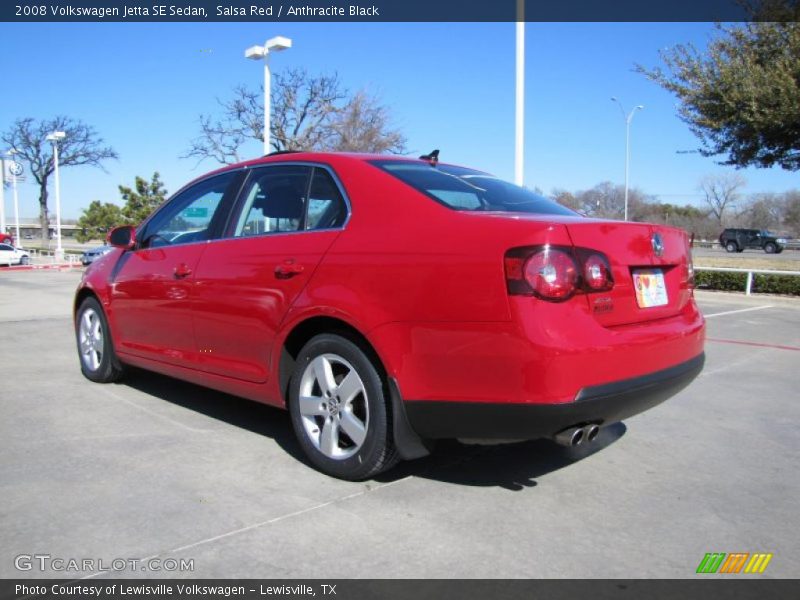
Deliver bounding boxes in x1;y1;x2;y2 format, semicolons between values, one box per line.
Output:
554;424;600;447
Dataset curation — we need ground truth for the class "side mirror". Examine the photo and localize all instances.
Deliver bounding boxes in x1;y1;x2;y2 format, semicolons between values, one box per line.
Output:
108;225;136;249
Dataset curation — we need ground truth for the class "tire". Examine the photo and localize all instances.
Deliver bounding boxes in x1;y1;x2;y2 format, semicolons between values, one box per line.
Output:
725;242;738;253
19;256;30;265
288;333;400;480
75;297;124;383
764;243;777;254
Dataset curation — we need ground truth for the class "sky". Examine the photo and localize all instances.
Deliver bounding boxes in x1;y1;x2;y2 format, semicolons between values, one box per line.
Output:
1;21;799;219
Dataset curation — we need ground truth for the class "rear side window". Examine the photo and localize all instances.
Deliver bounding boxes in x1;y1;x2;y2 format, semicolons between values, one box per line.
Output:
306;168;348;230
370;160;576;216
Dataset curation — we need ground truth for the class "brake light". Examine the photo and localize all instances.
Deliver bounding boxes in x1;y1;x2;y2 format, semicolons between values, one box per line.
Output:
685;235;695;289
505;245;614;301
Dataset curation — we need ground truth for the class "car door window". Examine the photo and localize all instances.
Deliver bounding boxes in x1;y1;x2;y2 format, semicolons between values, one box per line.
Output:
234;166;311;237
141;172;238;248
306;168;348;230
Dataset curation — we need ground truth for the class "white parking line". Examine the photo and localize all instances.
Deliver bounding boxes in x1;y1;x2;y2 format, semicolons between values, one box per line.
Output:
79;475;414;580
704;305;773;318
104;388;210;433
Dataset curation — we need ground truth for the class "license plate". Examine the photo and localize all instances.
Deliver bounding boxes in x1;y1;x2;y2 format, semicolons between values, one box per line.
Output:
633;269;668;308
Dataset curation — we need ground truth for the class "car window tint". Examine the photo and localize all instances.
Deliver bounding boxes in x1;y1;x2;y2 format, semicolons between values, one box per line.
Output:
0;244;12;251
306;168;347;230
234;166;311;237
143;172;237;248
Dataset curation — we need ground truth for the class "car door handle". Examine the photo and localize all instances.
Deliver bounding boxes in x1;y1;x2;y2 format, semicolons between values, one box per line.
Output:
274;261;304;279
173;263;193;279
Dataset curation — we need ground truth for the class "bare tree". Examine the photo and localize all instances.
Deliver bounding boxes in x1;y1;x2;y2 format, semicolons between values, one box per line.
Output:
329;91;406;153
698;173;746;225
271;70;346;152
185;68;406;164
1;116;118;244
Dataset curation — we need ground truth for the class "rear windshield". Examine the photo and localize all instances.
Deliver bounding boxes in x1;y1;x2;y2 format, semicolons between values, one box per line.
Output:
370;160;577;216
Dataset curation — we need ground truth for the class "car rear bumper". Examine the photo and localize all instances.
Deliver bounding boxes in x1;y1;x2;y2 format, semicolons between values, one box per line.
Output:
402;352;704;440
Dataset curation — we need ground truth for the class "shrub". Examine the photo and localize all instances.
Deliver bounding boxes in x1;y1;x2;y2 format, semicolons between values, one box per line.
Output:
695;271;800;295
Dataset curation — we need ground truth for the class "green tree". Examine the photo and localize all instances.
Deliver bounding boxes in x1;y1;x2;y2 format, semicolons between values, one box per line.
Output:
637;2;800;170
120;172;168;224
76;201;124;243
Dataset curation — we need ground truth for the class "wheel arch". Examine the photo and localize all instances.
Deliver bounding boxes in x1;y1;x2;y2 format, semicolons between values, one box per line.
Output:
277;314;430;460
74;286;100;318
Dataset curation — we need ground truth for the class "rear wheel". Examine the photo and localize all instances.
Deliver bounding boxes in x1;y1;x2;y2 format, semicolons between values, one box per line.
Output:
764;242;777;254
75;297;124;383
725;241;738;253
288;333;399;480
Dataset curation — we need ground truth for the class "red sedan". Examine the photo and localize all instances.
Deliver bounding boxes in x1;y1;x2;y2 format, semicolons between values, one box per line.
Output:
74;152;705;480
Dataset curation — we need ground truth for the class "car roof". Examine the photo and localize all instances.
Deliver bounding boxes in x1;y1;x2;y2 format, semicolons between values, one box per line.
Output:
183;152;475;189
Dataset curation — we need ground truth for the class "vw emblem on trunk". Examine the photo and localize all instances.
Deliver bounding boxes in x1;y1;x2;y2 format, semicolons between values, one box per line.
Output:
651;232;664;257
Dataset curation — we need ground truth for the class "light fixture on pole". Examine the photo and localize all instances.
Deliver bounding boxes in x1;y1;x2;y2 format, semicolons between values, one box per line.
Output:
46;131;66;262
245;35;292;155
610;97;644;221
6;149;22;248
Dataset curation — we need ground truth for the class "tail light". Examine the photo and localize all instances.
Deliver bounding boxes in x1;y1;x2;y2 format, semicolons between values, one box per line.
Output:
505;245;614;301
582;253;613;291
685;234;695;289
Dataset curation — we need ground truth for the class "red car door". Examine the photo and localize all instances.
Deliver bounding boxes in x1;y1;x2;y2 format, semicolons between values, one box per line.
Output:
191;165;349;383
110;171;241;368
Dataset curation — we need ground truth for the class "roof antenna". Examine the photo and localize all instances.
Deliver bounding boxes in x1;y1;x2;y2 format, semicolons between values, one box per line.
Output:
419;149;439;165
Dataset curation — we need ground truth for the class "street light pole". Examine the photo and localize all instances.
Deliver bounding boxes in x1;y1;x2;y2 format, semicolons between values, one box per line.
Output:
7;150;21;247
245;36;292;155
514;0;525;186
0;156;5;238
46;131;66;262
611;97;644;221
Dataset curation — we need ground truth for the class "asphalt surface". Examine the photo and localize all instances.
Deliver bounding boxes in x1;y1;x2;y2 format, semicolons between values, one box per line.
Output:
1;269;798;579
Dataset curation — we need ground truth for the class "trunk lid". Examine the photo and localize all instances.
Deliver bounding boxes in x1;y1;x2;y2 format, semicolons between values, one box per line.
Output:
564;219;692;326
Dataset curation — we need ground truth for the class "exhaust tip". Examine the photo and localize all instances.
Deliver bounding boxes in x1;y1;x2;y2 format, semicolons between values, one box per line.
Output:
554;426;584;447
584;424;600;442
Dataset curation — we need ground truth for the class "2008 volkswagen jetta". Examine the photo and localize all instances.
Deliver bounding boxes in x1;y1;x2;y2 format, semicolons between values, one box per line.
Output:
74;152;705;479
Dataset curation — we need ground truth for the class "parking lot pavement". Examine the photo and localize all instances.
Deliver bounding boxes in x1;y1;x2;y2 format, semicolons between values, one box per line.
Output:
1;271;798;579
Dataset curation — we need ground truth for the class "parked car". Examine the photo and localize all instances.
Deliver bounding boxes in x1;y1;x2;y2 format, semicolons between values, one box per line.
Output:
74;152;705;480
80;245;114;266
0;232;14;246
719;228;787;253
0;243;31;266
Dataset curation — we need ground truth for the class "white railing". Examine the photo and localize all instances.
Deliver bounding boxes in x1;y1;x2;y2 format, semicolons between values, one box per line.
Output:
695;266;800;296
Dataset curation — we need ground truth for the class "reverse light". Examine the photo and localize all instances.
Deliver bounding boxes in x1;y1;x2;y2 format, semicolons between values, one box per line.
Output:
583;254;613;291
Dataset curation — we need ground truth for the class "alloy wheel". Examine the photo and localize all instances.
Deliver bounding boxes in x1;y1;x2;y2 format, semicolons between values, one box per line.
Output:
298;353;369;460
79;308;104;372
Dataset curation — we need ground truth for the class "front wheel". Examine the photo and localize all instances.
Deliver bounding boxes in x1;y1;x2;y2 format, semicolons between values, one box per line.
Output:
75;297;124;383
764;242;777;254
288;334;399;480
19;255;30;265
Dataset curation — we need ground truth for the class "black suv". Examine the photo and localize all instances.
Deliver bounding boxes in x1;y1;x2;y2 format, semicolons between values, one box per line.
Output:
719;229;787;254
